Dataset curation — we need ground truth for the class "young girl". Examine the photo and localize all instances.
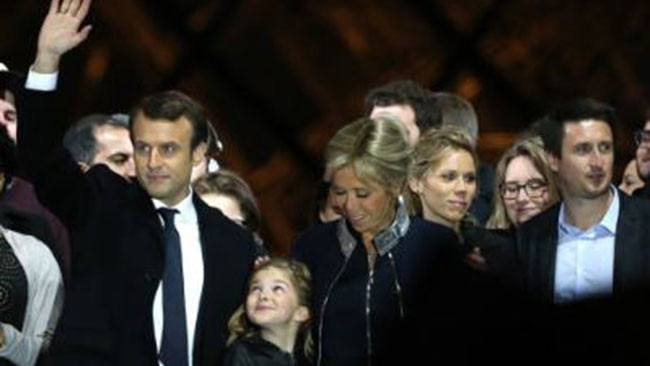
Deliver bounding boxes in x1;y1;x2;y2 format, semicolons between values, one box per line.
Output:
223;258;313;366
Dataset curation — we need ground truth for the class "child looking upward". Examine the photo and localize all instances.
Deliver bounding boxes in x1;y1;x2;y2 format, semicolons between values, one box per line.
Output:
224;258;312;366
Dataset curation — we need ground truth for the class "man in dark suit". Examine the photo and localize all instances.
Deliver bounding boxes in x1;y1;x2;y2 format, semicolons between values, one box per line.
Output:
16;0;257;364
515;98;650;362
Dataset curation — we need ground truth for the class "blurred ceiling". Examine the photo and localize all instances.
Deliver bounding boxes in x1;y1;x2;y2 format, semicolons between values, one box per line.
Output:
2;0;650;253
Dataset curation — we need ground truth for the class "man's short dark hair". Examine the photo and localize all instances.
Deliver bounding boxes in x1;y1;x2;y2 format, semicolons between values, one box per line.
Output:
130;91;208;150
364;79;440;132
63;114;129;165
541;98;618;158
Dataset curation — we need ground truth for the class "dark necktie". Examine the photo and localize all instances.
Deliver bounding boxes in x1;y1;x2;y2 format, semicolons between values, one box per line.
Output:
157;208;189;366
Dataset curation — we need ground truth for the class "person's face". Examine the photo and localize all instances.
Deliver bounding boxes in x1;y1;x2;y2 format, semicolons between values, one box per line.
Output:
132;115;206;207
331;165;395;238
245;267;308;332
549;120;613;201
0;91;17;143
619;159;644;195
635;121;650;179
91;124;135;179
370;104;420;146
199;193;245;226
502;156;549;226
410;149;477;229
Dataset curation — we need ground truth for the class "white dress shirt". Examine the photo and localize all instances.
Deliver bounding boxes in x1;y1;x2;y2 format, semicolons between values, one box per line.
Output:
554;186;618;304
152;191;204;365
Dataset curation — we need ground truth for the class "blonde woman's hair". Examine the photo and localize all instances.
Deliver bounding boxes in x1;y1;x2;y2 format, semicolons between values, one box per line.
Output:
486;136;560;229
227;258;314;358
324;117;413;202
408;126;478;216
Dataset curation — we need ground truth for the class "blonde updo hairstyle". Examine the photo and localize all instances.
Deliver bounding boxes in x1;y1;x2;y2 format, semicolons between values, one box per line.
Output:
324;117;413;206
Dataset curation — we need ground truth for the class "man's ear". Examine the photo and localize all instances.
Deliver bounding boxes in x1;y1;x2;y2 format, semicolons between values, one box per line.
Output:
293;306;310;323
547;152;560;173
191;142;208;167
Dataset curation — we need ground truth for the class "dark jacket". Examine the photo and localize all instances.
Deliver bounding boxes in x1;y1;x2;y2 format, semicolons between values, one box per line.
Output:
223;335;309;366
292;211;460;366
513;190;650;363
16;88;258;365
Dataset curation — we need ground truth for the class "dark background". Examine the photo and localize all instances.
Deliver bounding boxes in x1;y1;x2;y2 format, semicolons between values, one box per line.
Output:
3;0;650;253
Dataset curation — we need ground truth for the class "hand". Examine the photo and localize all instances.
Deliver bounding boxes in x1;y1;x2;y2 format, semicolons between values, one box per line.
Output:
464;247;487;272
34;0;93;73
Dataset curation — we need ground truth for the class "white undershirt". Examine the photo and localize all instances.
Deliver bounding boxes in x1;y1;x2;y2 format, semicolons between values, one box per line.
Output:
152;191;204;365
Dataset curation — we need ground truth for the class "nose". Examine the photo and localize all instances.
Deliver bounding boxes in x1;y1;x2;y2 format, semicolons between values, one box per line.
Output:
341;195;357;214
515;186;529;203
147;149;162;169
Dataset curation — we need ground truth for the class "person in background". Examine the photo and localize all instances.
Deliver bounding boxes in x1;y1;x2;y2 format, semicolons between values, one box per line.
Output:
0;128;63;366
191;122;222;183
487;136;560;229
63;113;135;179
224;258;312;366
293;117;458;365
619;158;644;195
194;169;267;252
364;79;438;147
0;64;70;279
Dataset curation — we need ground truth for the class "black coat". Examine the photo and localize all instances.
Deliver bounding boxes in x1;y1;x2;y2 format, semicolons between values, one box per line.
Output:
16;88;258;366
223;335;309;366
292;217;461;366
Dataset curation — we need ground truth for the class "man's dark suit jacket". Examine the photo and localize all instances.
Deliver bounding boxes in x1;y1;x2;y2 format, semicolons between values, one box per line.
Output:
516;190;650;303
514;190;650;363
16;89;257;365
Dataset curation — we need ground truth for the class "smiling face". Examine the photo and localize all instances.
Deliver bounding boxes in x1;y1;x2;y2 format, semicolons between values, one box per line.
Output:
132;114;206;206
550;120;613;201
410;149;477;230
502;155;550;226
245;267;308;333
330;165;396;239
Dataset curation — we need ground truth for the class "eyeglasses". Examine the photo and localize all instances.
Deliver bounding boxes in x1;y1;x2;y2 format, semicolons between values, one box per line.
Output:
500;178;547;200
634;130;650;146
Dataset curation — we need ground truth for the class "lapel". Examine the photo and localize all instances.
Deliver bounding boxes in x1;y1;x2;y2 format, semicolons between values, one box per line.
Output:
535;204;560;303
613;192;643;293
191;193;216;363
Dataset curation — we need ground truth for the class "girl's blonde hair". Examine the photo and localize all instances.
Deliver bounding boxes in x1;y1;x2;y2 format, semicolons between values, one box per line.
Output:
408;126;478;216
227;258;313;358
486;136;560;229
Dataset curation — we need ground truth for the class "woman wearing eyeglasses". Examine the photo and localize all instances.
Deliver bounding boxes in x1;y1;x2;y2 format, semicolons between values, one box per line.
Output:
487;137;560;229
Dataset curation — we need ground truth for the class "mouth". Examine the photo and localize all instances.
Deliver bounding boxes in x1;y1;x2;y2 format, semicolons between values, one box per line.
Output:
448;200;467;209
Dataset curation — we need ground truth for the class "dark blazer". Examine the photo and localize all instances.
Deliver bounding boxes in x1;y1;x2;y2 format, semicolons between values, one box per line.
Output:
516;190;650;303
16;89;257;366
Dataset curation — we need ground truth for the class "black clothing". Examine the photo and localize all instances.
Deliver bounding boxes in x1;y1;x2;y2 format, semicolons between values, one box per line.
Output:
293;214;460;366
16;87;258;365
223;335;308;366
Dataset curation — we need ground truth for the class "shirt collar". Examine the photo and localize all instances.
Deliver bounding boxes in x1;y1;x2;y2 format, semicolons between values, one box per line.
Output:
152;188;197;224
558;185;619;235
